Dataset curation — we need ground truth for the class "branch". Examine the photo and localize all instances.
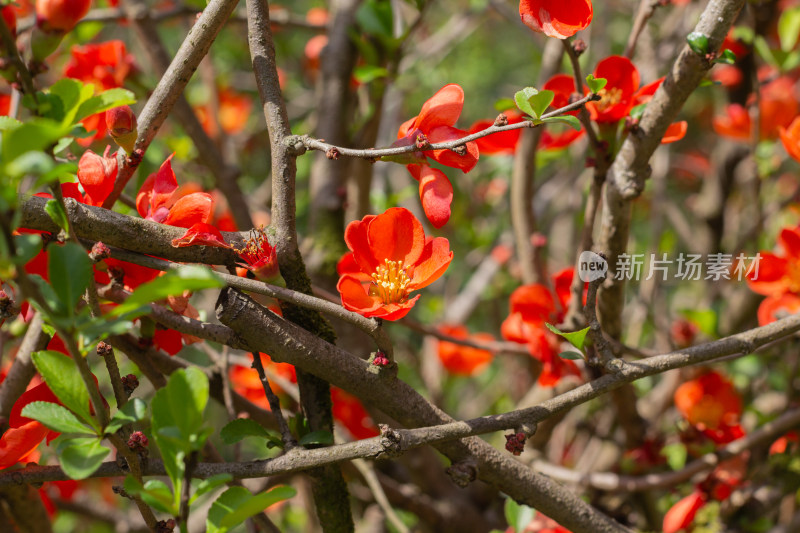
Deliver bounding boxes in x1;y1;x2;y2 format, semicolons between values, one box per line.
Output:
293;93;600;160
102;0;242;208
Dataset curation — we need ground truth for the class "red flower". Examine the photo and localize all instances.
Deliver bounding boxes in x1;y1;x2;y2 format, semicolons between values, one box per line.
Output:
36;0;91;32
674;371;742;430
337;207;453;320
0;382;61;470
233;226;279;281
519;0;593;39
587;56;640;124
1;6;16;39
230;352;297;411
396;84;479;227
196;88;253;138
437;324;494;376
136;155;214;229
331;387;379;440
77;146;117;206
171;223;230;249
540;74;585;149
713;76;797;141
663;490;706;533
468;111;523;155
780;115;800;163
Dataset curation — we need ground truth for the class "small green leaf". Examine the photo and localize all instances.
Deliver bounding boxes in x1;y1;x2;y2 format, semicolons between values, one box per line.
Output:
44;199;69;232
32;350;95;429
557;351;585;361
111;266;223;317
545;323;591;350
661;443;688;471
679;309;717;338
298;430;334;447
57;437;110;480
629;103;647;121
585;74;607;94
687;32;710;55
192;474;234;502
48;242;92;317
75;89;136;124
353;65;389;84
528;89;554;119
105;398;147;435
207;486;297;533
0;116;22;132
504;497;535;533
514;87;539;118
124;476;177;515
540;115;581;131
220;418;271;445
21;401;95;435
779;7;800;52
714;48;736;65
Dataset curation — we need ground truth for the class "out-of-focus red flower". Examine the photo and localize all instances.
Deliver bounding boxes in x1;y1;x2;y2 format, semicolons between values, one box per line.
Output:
780;115;800;162
437;324;494;376
64;41;136;144
661;121;688;144
502;268;584;387
331;387;379;440
671;319;699;348
0;382;62;470
36;0;91;32
304;34;328;78
396;84;479;227
136;155;214;229
230;352;298;411
196;88;253;138
663;490;706;533
1;6;17;38
770;431;799;455
674;371;742;430
305;7;329;26
747;226;800;325
506;512;573;533
337;207;453;320
468;111;523;155
586;56;640;124
77;146;117;206
713;77;797;141
518;0;592;39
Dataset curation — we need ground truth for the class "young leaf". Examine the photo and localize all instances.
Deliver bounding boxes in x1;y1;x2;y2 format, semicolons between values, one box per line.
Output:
220;418;271;445
778;6;800;52
74;89;136;124
124;476;177;515
21;401;95;435
557;351;585;361
191;474;234;503
686;32;710;55
545;323;591;350
48;242;92;317
32;350;95;429
298;430;334;447
585;74;607;94
528;89;554;119
207;486;297;533
44;199;68;232
504;497;535;533
714;49;736;65
105;398;147;435
56;437;110;480
514;87;539;118
111;266;224;317
540;115;581;131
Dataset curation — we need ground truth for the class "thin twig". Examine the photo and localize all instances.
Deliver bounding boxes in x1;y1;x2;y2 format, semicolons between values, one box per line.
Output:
251;352;296;449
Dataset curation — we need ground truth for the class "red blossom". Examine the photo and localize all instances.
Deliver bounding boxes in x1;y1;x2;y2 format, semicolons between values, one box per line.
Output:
586;56;640;124
36;0;91;32
437;324;494;376
77;146;117;206
136;155;214;228
233;226;279;281
172;223;231;249
337;208;453;321
674;371;742;430
663;490;706;533
519;0;593;39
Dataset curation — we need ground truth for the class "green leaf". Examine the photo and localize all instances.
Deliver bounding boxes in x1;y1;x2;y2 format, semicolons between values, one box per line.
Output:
2;119;68;163
48;242;92;317
298;430;334;447
56;437;110;480
124;476;177;515
585;74;607;94
75;88;136;124
494;98;516;112
353;65;389;84
105;398;147;435
714;48;736;65
679;309;717;338
13;234;42;267
557;351;584;361
661;443;688;471
504;497;535;533
545;323;591;350
540;115;581;131
514;87;544;119
686;32;710;55
48;79;84;124
0;116;22;132
529;89;554;119
220;418;271;445
44;199;69;232
207;486;297;533
779;7;800;52
191;474;234;503
629;103;647;121
21;401;95;435
111;266;224;317
32;350;95;429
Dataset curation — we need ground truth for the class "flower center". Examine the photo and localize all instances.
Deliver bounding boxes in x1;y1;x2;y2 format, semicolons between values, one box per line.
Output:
370;259;412;304
596;87;623;111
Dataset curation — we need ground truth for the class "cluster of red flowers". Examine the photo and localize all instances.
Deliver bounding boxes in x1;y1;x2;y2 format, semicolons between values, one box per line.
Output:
665;370;747;532
747;226;800;325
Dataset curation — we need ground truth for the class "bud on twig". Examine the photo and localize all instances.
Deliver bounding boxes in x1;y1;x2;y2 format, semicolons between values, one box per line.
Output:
105;106;138;155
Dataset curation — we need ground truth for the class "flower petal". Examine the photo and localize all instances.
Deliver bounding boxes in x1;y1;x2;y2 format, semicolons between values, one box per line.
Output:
409;236;453;290
417;166;453;228
163;193;214;229
171;223;230;248
415;84;465;133
366;207;426;266
427;125;480;172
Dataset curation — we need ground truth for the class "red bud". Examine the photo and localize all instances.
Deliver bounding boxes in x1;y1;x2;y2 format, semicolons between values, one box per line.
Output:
35;0;91;32
77;147;117;206
105;105;137;136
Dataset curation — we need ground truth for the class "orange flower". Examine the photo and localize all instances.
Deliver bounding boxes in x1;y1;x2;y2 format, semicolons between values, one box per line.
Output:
780;115;800;162
586;56;639;124
519;0;593;39
674;371;741;430
337;207;453;320
77;146;117;206
396;84;479;227
230;353;297;410
136;155;214;229
196;88;253;138
35;0;91;32
468;110;524;155
1;6;16;39
663;490;706;533
331;388;379;440
437;324;494;376
747;226;800;325
713;76;797;141
233;226;279;281
0;382;62;470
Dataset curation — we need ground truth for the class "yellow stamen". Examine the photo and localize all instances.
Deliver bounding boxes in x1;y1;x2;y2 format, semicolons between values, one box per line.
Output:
370;259;412;304
596;87;623;111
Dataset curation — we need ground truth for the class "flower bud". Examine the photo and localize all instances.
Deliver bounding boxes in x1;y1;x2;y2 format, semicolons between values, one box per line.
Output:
35;0;91;32
105;105;138;155
77;146;117;206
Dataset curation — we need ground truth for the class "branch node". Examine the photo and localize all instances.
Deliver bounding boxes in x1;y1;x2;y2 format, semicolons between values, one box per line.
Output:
378;424;403;458
446;459;478;488
284;135;307;156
